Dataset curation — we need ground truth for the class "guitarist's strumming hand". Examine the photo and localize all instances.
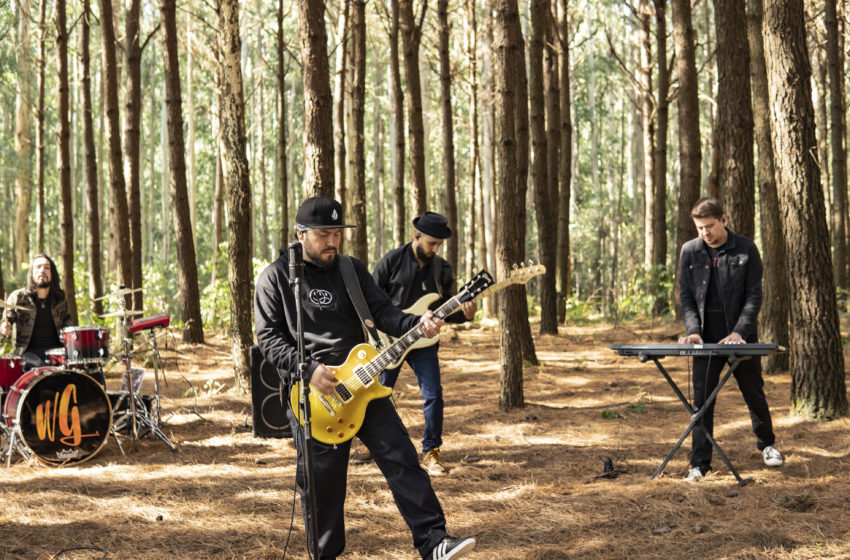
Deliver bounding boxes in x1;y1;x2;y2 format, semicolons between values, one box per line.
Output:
310;364;339;395
420;310;444;339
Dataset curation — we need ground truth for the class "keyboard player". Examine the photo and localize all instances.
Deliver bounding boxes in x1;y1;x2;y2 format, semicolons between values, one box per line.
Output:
678;197;783;482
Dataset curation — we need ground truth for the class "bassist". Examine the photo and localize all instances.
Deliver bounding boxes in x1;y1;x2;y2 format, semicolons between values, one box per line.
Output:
373;211;476;476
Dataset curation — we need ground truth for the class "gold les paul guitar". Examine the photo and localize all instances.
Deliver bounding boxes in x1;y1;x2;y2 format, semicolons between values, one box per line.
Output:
291;270;494;444
377;263;546;369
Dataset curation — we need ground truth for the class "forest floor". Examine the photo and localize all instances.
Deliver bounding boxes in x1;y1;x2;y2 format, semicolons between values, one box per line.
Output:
1;317;849;560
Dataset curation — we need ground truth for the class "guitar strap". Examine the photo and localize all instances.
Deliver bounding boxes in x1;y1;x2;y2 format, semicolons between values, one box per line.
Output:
338;255;385;349
432;257;444;300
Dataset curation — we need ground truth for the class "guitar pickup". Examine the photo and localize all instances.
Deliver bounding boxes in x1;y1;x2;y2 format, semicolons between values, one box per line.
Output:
336;383;353;402
353;365;373;387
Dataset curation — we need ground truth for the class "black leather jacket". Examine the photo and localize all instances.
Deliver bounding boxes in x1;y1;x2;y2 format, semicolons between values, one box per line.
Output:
678;229;762;342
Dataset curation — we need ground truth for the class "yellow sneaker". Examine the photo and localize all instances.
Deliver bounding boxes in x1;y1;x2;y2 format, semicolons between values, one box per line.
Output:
422;448;447;476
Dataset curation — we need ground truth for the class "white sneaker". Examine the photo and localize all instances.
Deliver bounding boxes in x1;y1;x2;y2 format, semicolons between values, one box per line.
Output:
684;466;705;482
762;445;783;467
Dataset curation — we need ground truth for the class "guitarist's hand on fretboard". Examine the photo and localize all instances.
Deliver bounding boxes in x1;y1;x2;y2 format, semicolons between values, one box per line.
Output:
310;364;338;395
461;301;477;320
419;310;443;338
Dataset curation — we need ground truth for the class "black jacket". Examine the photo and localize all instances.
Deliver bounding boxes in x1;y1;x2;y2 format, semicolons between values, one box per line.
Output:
678;229;762;342
254;250;420;384
372;243;468;325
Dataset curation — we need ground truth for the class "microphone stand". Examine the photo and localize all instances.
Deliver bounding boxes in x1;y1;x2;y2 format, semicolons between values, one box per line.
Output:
289;242;320;559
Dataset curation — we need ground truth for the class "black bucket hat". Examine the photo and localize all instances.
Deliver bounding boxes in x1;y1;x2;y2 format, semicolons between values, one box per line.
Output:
295;197;355;231
412;211;452;239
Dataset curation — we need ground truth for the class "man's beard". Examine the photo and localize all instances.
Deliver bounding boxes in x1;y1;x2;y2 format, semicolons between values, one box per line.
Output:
415;245;434;263
303;244;338;270
35;279;51;289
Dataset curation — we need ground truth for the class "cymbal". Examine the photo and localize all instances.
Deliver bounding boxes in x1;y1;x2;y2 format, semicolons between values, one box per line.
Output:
0;300;28;312
93;287;143;301
100;309;144;318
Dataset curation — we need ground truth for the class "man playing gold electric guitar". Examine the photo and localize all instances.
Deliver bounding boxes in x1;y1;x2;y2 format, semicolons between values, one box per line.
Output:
254;197;476;560
373;211;476;476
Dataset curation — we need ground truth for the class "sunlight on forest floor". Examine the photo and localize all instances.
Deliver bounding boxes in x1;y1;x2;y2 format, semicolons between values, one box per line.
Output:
1;319;849;559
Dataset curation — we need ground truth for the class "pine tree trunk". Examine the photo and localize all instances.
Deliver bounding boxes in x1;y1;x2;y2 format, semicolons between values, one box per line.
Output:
98;0;133;298
556;0;572;323
14;0;32;268
438;0;459;283
161;0;204;343
464;0;479;282
399;0;427;216
56;0;77;324
652;0;669;316
638;0;655;267
350;0;368;263
671;0;700;319
298;0;334;197
482;9;497;317
35;0;46;253
334;0;349;212
125;0;144;312
714;0;755;237
219;0;254;392
81;0;103;317
544;7;560;321
277;0;289;245
389;0;406;247
748;0;789;372
763;0;848;419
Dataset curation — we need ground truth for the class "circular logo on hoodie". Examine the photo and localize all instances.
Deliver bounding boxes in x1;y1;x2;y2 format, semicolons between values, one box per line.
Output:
309;289;333;306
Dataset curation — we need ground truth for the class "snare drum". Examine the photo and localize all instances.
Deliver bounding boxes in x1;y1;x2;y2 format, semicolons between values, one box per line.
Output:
61;326;110;365
3;367;112;465
45;348;66;366
0;354;23;389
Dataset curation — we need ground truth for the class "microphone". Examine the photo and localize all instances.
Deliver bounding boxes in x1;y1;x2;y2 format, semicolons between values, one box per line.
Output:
289;241;303;279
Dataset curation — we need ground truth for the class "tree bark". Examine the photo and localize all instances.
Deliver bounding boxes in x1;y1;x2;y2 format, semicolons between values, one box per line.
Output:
530;0;557;334
671;0;701;316
651;0;669;315
297;0;334;197
389;0;406;247
277;0;289;245
747;0;788;372
35;0;46;253
56;0;77;324
495;0;525;411
399;0;427;216
544;7;561;318
714;0;755;237
638;0;655;267
825;0;848;298
98;0;133;298
350;0;368;263
125;0;144;312
161;0;204;343
14;0;32;268
333;0;349;213
81;0;103;317
763;0;847;419
464;0;479;281
556;0;572;323
219;0;254;391
438;0;459;284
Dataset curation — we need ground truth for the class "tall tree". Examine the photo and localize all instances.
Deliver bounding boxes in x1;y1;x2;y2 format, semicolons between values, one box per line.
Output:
544;4;561;311
350;0;368;262
277;0;289;244
399;0;427;216
747;0;788;372
56;0;77;324
35;0;46;252
388;0;406;247
161;0;204;343
714;0;755;237
650;0;669;315
464;0;480;281
556;0;572;323
530;0;557;334
218;0;254;391
98;0;133;298
494;0;526;411
438;0;459;283
333;0;349;213
825;0;847;297
14;0;32;268
125;0;144;312
763;0;847;419
297;0;334;197
671;0;700;295
81;0;104;317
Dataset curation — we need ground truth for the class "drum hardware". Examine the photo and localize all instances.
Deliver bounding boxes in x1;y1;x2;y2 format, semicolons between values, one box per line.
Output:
92;286;143;301
0;300;29;311
99;309;143;319
107;291;177;453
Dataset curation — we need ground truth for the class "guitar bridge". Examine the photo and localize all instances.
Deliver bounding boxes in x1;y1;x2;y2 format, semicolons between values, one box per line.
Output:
318;396;335;415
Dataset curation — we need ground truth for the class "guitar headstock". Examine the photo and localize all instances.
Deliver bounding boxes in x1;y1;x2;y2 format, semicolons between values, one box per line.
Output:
457;269;495;303
505;261;546;285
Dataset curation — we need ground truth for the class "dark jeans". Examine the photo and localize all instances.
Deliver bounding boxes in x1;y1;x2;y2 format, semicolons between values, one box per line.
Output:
288;395;447;559
690;354;776;470
379;344;443;454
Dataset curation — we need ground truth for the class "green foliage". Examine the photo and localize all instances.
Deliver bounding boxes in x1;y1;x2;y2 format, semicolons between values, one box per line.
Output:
616;265;674;319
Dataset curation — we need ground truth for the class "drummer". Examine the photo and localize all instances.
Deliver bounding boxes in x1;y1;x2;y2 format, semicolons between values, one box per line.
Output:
0;254;72;371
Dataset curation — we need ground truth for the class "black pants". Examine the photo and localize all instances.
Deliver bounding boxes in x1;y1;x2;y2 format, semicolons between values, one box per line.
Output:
287;395;447;559
690;354;775;469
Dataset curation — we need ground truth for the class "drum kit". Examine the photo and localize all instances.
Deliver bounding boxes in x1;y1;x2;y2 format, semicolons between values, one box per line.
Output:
0;286;177;467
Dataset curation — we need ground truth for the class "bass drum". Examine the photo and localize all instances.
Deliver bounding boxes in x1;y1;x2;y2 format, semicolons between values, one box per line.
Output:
3;367;112;466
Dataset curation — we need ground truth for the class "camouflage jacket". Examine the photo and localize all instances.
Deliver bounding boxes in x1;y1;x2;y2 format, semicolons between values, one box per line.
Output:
2;288;72;355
